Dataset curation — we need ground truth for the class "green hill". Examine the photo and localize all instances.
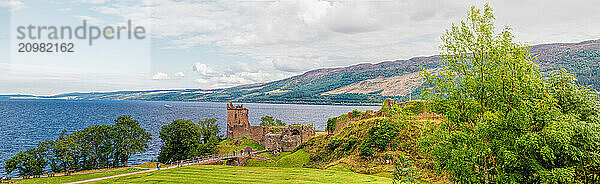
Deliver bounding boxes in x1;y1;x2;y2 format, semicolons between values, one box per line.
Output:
10;39;600;105
295;101;449;182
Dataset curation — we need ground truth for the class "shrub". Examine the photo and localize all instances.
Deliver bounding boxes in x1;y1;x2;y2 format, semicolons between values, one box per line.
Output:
328;139;343;150
359;142;375;157
369;119;399;151
326;117;338;134
269;126;282;133
404;101;425;115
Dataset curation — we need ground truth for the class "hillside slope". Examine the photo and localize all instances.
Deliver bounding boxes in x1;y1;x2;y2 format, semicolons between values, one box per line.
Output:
8;39;600;105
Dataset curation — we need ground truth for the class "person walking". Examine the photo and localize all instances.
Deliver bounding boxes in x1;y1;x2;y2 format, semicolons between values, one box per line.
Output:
156;162;160;170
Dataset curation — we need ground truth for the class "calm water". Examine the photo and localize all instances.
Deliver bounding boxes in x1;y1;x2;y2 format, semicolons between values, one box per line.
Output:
0;99;379;176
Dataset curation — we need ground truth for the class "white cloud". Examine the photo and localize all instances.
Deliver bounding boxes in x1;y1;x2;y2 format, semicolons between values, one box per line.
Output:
0;0;26;9
57;8;71;12
30;0;598;91
191;61;290;88
193;63;220;77
152;72;169;80
174;72;185;78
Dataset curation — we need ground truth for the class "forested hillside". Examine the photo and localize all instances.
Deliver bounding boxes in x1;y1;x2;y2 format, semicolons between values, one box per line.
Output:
9;40;600;105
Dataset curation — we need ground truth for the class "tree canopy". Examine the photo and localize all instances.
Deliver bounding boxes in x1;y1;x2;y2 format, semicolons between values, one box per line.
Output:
4;115;151;177
158;118;221;163
422;4;600;183
260;115;286;126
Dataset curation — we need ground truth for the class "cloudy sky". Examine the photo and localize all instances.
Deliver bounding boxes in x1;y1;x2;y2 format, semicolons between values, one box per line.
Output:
1;0;599;95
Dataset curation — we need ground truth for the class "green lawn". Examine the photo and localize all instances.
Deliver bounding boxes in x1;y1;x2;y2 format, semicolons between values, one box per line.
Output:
90;165;392;184
14;168;145;184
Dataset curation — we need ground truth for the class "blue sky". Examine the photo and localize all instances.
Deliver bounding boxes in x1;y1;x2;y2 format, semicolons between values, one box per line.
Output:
1;0;599;95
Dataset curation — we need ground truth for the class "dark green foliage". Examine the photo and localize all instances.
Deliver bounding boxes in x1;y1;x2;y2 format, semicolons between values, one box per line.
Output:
359;119;398;157
349;110;362;118
259;116;286;126
112;115;152;167
359;142;375;157
198;118;220;144
368;120;399;152
4;148;46;177
3;115;151;177
422;4;600;183
158;118;222;163
158;119;202;163
403;101;425;115
326;117;337;134
328;139;343;150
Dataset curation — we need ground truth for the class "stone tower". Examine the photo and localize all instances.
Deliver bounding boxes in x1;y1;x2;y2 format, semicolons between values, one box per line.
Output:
226;101;250;139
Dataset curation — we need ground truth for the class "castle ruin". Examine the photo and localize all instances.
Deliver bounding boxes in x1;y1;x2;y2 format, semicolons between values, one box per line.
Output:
226;102;315;153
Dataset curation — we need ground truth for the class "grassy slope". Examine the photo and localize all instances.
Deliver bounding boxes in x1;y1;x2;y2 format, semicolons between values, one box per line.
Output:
90;165;392;184
14;168;144;184
298;102;448;183
214;137;265;154
245;150;311;168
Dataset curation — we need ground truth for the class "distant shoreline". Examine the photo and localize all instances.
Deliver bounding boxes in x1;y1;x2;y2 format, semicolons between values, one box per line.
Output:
0;98;383;107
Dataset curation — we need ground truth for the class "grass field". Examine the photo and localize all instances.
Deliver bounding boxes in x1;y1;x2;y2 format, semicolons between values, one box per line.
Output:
14;168;145;184
90;165;392;184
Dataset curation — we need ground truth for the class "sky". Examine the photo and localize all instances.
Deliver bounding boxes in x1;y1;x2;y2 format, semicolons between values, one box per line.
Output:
0;0;599;96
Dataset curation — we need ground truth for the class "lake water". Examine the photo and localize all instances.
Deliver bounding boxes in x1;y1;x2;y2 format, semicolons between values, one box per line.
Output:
0;99;379;176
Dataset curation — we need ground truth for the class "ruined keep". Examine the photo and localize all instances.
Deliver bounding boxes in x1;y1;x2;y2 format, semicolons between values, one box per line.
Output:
226;101;315;153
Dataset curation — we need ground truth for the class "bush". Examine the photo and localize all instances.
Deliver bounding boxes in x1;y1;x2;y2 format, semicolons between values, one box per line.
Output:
328;139;343;150
326;117;338;134
369;120;399;151
359;142;375;157
404;101;425;115
269;126;282;133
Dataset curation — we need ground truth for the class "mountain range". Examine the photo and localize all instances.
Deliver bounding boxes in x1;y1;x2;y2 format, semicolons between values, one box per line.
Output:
3;39;599;105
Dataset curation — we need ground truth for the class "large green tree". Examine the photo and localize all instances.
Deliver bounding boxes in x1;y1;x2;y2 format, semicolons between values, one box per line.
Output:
158;119;203;163
422;4;600;183
113;115;152;167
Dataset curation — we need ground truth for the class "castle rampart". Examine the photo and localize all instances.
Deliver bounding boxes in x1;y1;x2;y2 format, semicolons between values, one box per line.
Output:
226;101;314;153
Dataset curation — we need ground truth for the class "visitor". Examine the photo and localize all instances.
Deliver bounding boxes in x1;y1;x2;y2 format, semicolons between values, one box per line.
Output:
157;162;160;170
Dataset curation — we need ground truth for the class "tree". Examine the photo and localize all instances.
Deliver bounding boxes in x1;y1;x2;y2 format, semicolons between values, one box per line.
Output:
260;116;285;126
4;148;47;177
326;117;337;134
158;119;203;163
422;4;600;183
4;115;151;176
113;115;152;167
198;118;220;144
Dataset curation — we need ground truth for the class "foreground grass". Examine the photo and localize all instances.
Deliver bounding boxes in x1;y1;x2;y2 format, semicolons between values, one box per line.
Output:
91;165;392;184
15;168;145;184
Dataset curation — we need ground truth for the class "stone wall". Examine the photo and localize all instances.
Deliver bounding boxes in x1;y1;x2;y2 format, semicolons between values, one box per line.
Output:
226;102;315;153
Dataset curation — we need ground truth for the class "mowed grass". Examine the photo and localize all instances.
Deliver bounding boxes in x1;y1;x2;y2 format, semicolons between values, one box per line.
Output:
90;165;392;184
14;168;145;184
